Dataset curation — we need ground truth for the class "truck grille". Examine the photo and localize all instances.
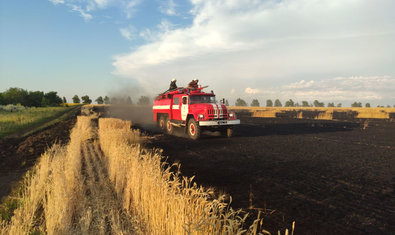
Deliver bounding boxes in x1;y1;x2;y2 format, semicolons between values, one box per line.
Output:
207;106;228;119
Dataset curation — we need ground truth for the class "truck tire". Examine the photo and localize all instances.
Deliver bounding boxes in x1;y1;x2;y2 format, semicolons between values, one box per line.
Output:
165;118;174;135
187;118;200;140
226;127;233;138
158;116;166;130
221;127;233;138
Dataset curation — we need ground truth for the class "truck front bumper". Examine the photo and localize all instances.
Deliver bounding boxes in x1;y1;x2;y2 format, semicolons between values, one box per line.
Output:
198;119;240;126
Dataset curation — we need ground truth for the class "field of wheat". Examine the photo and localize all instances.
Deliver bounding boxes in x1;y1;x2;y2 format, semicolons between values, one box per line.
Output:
229;107;395;120
0;116;293;234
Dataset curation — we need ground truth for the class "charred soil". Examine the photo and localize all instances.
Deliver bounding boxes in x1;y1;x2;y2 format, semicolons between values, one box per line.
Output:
144;111;395;235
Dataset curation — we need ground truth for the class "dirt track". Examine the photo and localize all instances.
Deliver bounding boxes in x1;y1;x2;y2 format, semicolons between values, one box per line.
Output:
138;111;395;235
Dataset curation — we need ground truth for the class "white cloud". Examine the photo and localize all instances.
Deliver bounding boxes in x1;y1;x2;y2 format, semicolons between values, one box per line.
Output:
120;25;135;40
279;76;395;103
113;0;395;103
48;0;142;20
245;87;261;94
159;0;177;16
49;0;64;4
125;0;141;18
94;0;111;9
285;80;315;89
70;4;93;21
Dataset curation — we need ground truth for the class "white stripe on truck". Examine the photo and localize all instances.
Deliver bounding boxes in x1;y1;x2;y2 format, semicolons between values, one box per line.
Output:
152;105;171;110
211;104;217;117
218;104;223;118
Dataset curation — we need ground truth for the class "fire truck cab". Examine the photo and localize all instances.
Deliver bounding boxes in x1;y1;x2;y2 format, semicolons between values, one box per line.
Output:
153;86;240;139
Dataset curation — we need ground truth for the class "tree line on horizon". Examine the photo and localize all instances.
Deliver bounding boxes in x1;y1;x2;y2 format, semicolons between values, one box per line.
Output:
0;87;63;107
234;98;394;108
2;87;392;108
0;87;151;107
71;95;150;105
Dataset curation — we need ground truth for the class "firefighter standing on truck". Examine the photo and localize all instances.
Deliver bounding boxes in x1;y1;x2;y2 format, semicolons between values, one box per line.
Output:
188;78;199;89
169;78;177;91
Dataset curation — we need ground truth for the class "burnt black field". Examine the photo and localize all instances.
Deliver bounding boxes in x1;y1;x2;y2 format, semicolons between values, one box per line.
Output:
142;111;395;234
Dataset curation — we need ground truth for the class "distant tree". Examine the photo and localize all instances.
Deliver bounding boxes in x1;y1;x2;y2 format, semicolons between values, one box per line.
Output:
0;93;4;105
62;96;67;104
111;97;118;104
81;95;92;104
104;96;110;104
295;102;300;107
351;101;362;107
126;96;133;104
137;96;150;105
301;101;309;107
284;99;295;107
274;99;282;107
327;102;335;107
250;99;260;107
2;87;28;105
72;95;80;104
337;103;342;107
120;97;127;104
313;100;324;107
225;99;229;106
26;91;44;107
387;105;391;108
41;91;62;106
95;96;104;104
235;98;247;106
365;103;371;108
266;99;273;107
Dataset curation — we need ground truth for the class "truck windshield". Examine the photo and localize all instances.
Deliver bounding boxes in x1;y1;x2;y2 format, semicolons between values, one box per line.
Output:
190;95;216;104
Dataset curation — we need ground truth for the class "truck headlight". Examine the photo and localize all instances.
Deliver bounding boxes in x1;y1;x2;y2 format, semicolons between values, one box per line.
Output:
229;113;234;118
198;114;204;119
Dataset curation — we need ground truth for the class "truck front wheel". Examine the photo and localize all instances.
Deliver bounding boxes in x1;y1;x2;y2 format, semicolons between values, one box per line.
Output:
221;127;233;138
187;118;200;140
226;127;233;138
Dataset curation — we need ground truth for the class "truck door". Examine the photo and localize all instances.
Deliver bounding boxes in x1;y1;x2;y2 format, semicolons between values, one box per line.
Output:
181;96;188;121
172;97;181;120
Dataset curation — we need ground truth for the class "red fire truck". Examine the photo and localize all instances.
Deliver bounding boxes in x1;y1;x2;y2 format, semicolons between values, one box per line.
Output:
152;86;240;139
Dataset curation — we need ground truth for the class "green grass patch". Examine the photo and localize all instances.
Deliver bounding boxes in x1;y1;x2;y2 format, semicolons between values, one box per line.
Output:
0;106;79;139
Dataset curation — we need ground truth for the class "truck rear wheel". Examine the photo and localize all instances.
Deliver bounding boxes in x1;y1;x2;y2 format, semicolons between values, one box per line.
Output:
165;118;174;134
187;118;200;140
158;116;166;130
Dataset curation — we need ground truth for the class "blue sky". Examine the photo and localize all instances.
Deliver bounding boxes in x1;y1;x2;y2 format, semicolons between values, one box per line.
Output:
1;0;395;106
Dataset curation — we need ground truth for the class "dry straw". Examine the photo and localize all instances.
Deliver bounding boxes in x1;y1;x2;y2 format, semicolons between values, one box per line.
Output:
0;116;136;234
